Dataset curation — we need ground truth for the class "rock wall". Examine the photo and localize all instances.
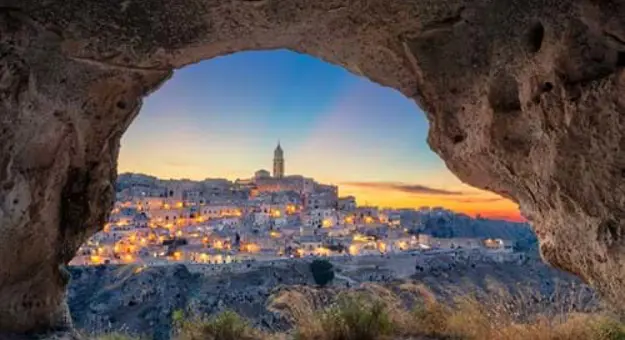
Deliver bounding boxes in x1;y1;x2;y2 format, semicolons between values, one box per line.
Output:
0;0;624;335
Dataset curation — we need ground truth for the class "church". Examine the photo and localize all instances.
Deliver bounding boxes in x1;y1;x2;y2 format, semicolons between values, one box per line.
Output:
249;142;316;195
234;142;340;208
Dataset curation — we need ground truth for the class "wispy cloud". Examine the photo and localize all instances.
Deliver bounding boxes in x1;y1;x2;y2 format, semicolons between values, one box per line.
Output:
447;197;504;204
341;181;464;196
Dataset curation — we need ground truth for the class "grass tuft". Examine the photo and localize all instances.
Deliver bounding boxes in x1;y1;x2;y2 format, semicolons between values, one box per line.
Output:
174;310;263;340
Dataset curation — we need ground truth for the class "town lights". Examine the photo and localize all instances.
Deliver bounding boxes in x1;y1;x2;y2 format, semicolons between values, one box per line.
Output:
377;241;387;253
397;241;408;250
173;251;182;261
353;234;370;243
90;255;102;265
348;245;359;256
242;243;260;253
315;247;331;256
213;240;224;249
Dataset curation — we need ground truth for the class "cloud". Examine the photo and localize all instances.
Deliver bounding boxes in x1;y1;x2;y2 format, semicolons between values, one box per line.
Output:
342;181;464;196
447;197;504;204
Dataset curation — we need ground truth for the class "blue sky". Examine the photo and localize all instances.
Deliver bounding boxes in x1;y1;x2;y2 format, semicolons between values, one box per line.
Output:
119;50;521;220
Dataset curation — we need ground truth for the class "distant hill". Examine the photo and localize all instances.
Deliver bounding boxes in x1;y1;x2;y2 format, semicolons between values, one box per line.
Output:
407;213;539;253
116;172;159;192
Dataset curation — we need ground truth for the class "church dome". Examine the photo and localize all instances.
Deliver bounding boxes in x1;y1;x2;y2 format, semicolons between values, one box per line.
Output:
255;169;271;179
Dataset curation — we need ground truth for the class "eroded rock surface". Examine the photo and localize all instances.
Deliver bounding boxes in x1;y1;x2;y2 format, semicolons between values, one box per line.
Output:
0;0;624;335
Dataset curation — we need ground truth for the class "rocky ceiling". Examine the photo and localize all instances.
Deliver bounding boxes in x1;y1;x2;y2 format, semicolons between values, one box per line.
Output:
0;0;624;336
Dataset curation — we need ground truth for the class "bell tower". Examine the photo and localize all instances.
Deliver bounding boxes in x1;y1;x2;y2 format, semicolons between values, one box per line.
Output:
273;141;284;178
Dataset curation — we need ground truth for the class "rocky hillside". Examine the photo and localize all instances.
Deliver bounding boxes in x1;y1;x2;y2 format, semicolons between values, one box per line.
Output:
412;214;536;242
68;251;598;340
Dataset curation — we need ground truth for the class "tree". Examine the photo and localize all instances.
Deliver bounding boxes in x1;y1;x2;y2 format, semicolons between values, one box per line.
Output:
310;259;335;287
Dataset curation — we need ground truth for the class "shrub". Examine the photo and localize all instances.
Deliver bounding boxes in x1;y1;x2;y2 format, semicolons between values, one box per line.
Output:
593;318;625;340
411;300;451;336
310;259;335;287
172;309;185;326
175;310;262;340
294;292;393;340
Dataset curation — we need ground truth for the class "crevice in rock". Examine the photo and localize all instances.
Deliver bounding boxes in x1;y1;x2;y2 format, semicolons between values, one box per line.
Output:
526;22;544;54
597;219;623;252
617;52;625;67
58;167;92;264
531;82;554;104
452;133;466;144
68;56;171;74
541;82;553;92
603;30;625;48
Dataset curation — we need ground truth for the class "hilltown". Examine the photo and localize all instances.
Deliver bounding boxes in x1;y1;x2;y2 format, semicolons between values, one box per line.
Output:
71;143;514;266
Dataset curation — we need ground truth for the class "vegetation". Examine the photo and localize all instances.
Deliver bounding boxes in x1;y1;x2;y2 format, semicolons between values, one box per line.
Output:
173;310;263;340
309;259;335;287
90;282;625;340
296;293;392;340
267;282;625;340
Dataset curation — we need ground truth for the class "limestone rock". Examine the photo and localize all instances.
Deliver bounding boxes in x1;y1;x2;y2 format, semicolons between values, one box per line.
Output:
0;0;624;335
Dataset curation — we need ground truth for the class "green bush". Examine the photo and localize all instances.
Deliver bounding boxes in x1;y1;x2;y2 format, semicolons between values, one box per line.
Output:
310;259;335;287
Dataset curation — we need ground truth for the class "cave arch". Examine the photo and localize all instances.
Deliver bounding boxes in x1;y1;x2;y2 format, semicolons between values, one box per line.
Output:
1;0;625;336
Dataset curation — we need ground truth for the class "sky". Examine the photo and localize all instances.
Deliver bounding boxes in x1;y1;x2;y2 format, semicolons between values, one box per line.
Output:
118;50;523;222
